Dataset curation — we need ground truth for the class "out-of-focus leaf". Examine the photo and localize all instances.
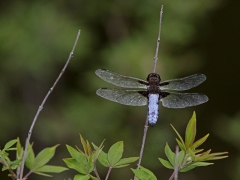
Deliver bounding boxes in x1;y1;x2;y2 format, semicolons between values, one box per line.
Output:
80;134;88;155
191;134;209;149
91;141;105;161
132;166;157;180
34;171;52;177
178;150;185;166
203;152;228;161
188;148;196;161
16;137;23;160
114;157;139;167
63;158;88;174
97;148;109;167
35;165;68;173
66;145;87;164
165;143;175;165
176;139;186;151
31;145;59;170
180;162;213;172
86;141;92;155
158;158;174;169
74;174;90;180
195;149;211;161
9;159;22;169
3;139;18;151
87;155;94;173
171;124;186;151
108;141;123;166
185;111;196;149
25;143;35;169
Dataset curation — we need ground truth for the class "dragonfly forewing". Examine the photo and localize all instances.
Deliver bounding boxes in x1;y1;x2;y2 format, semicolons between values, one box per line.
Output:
96;88;148;106
161;92;208;108
160;74;206;91
95;69;148;88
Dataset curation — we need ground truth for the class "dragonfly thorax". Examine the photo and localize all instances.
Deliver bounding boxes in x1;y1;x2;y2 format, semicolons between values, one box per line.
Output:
147;73;161;83
147;73;161;94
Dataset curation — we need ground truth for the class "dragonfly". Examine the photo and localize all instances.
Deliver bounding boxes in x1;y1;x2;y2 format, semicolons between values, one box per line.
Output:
95;69;208;126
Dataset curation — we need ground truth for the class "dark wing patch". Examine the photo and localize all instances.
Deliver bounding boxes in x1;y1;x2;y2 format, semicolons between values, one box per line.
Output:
95;69;148;88
96;88;148;106
160;74;206;91
161;92;208;108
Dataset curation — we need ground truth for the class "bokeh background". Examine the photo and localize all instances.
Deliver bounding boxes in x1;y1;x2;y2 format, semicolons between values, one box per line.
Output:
0;0;239;180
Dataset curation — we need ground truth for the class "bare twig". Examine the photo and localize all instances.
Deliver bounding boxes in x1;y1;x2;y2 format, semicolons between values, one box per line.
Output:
134;117;149;180
153;5;163;73
93;161;101;180
105;166;112;180
174;146;179;180
134;5;164;180
18;30;81;180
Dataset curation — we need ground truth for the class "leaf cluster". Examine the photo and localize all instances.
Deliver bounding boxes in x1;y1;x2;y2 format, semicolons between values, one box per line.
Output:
159;112;228;173
63;134;138;180
0;138;67;179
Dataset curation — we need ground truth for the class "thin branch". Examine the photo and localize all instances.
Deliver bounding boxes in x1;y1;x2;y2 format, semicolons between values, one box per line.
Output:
134;5;164;180
134;117;149;180
153;5;164;73
105;166;112;180
0;156;16;180
93;161;101;180
18;30;81;180
174;146;179;180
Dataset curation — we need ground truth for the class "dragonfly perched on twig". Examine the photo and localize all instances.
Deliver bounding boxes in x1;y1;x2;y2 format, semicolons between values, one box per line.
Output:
95;6;208;126
95;69;208;126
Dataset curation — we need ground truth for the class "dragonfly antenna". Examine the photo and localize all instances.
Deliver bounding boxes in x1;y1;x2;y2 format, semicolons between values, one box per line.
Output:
153;5;163;73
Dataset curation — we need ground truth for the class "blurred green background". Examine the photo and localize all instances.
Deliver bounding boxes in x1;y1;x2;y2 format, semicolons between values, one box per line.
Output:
0;0;239;179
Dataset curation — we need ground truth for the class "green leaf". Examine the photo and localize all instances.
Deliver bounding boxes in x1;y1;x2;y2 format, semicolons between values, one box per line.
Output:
108;141;123;166
80;134;88;155
66;145;88;164
97;149;109;167
25;143;35;169
86;141;92;155
31;145;59;170
87;155;94;173
9;159;22;170
180;162;213;172
188;148;196;161
63;158;88;174
16;137;23;160
132;166;157;180
191;134;209;149
35;165;68;173
185;112;196;149
171;124;186;151
175;139;185;151
165;143;175;165
3;139;18;151
203;151;228;161
74;174;90;180
34;171;52;177
158;158;174;169
114;157;139;167
177;150;185;166
195;149;211;161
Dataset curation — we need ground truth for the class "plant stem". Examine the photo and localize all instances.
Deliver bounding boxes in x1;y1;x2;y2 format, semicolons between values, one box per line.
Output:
134;117;149;180
94;161;101;180
18;30;81;180
105;166;112;180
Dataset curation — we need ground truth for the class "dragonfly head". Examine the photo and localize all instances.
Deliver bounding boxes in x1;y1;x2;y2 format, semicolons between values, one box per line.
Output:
147;73;161;83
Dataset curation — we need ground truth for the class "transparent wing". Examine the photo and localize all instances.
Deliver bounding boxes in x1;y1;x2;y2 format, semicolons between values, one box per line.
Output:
96;88;147;106
95;69;148;88
160;74;206;91
161;92;208;108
